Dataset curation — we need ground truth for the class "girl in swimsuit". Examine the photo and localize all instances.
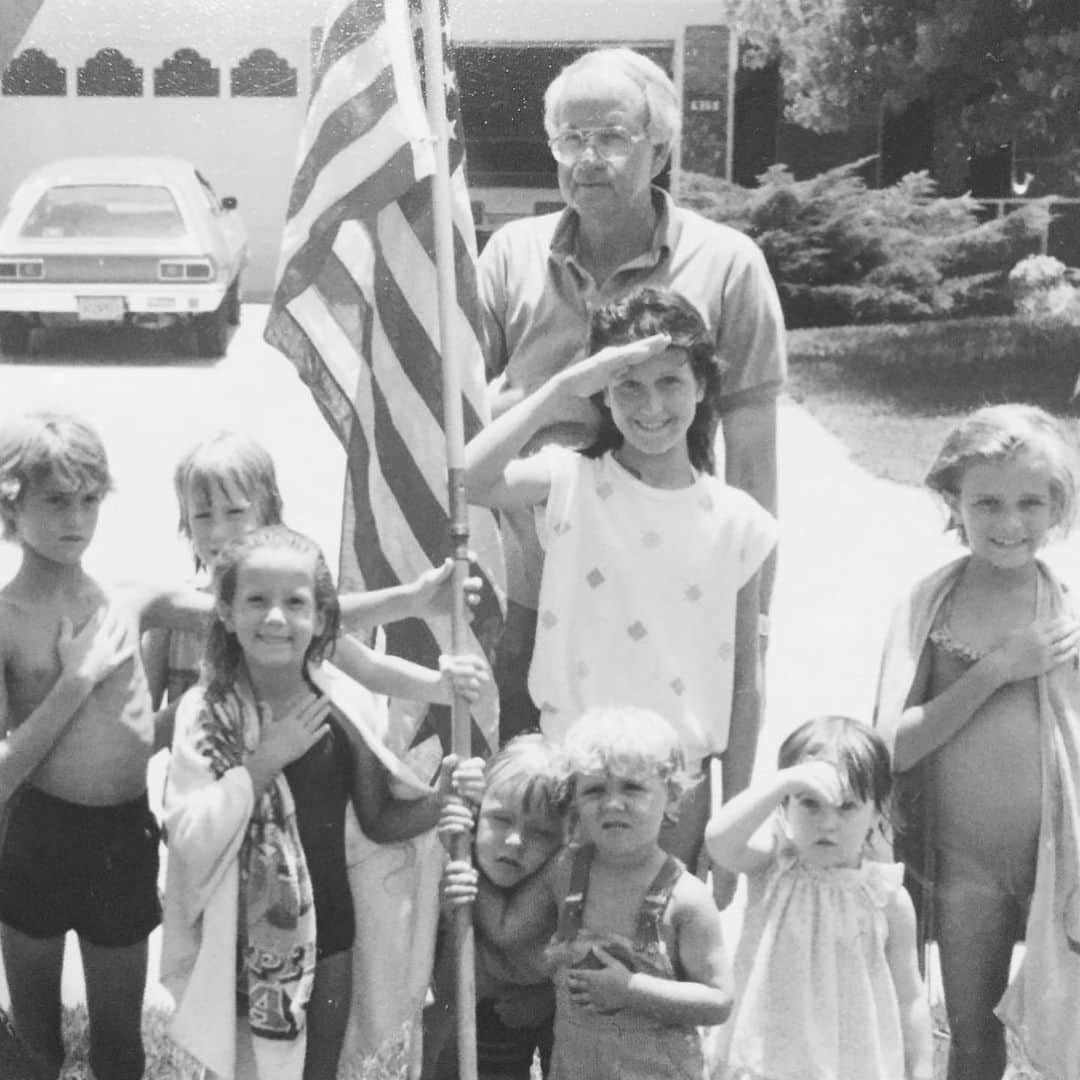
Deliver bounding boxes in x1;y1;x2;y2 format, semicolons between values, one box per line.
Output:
875;404;1080;1080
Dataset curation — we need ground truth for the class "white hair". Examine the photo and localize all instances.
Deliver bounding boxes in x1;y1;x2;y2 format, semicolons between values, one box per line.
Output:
543;47;681;151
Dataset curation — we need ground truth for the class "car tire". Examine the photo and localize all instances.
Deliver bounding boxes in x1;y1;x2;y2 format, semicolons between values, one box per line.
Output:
0;315;31;357
194;302;229;358
225;278;241;326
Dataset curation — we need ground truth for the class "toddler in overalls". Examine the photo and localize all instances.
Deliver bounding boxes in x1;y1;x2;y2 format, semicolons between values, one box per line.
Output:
473;707;731;1080
546;842;711;1079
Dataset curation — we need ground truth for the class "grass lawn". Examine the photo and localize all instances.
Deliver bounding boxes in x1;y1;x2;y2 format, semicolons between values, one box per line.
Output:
786;314;1080;486
48;1003;1042;1080
56;1005;191;1080
55;1005;413;1080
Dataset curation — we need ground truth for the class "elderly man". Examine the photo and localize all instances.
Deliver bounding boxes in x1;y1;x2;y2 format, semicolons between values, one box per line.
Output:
478;47;785;895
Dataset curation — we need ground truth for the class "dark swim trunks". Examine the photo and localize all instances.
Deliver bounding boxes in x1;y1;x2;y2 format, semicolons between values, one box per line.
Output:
0;786;161;947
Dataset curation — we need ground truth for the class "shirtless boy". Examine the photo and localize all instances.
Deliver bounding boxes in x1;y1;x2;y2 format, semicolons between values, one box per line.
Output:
0;412;208;1080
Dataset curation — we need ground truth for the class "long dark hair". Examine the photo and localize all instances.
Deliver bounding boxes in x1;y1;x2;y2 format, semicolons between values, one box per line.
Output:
581;287;725;473
204;525;340;704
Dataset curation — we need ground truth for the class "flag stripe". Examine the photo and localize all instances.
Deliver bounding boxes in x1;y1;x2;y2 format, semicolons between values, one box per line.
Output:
266;0;505;757
289;286;439;594
315;0;385;94
287;68;398;221
382;193;486;437
277;138;415;296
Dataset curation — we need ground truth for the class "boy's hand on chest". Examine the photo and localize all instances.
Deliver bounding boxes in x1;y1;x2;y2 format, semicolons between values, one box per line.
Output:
567;946;632;1012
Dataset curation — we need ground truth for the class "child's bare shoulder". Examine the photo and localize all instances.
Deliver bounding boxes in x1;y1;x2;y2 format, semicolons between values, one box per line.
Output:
669;866;723;924
883;876;917;929
0;573;108;639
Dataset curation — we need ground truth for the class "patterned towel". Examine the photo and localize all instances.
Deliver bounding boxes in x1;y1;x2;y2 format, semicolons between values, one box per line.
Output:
195;685;318;1071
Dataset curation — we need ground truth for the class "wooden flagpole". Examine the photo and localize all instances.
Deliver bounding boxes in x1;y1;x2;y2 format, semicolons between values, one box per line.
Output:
419;2;478;1078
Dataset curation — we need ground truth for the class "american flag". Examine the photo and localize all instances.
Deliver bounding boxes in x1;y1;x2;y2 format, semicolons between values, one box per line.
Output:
264;0;503;764
0;1;47;73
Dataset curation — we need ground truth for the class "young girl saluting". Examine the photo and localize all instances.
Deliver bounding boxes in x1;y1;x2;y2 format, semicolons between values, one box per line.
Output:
707;715;933;1080
476;706;731;1080
874;404;1080;1080
161;525;485;1080
466;287;776;893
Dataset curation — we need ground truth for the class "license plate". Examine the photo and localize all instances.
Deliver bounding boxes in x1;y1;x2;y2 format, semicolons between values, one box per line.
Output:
77;296;125;322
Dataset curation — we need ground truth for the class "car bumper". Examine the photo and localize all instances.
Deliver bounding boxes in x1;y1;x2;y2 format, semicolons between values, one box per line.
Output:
0;282;230;317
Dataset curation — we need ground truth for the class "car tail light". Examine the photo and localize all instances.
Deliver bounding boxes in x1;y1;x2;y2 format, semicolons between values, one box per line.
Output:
0;260;44;279
158;258;214;281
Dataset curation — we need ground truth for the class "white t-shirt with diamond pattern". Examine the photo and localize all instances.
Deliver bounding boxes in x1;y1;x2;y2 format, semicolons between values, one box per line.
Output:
529;449;777;766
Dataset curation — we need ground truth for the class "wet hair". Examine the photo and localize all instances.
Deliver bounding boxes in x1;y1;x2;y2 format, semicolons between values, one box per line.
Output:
204;525;339;704
543;47;681;154
483;733;564;826
0;411;112;539
777;716;893;817
561;706;694;814
925;404;1077;543
173;431;284;565
582;286;725;473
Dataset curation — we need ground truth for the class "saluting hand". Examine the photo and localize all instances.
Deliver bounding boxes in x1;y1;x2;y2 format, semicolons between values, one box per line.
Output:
554;333;671;401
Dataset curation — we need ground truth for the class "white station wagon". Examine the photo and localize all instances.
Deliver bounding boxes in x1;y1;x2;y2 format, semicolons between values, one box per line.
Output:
0;156;248;357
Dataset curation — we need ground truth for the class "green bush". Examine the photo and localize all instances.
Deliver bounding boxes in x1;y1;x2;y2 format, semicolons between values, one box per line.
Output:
678;162;1052;327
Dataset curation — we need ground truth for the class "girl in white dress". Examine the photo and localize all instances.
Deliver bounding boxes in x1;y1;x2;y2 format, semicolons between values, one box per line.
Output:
706;715;933;1080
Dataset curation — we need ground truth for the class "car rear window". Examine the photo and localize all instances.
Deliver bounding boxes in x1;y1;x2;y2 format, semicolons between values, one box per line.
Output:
19;185;186;239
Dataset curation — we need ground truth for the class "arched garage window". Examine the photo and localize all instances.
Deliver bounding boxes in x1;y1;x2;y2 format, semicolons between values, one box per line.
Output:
2;48;66;95
78;48;143;96
155;48;220;96
231;49;296;96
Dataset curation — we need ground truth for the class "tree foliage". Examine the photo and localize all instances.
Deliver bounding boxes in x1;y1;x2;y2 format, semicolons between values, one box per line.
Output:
721;0;1080;187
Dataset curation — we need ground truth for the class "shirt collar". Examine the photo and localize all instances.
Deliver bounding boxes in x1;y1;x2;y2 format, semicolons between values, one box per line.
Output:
549;186;674;269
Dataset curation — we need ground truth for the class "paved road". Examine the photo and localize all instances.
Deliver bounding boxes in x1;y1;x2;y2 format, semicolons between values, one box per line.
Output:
0;307;346;590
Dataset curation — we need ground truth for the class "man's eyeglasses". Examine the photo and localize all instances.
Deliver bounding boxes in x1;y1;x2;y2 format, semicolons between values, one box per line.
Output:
548;126;649;166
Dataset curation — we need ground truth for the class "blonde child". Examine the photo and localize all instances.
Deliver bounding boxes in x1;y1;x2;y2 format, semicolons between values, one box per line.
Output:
161;524;486;1080
0;411;219;1079
874;404;1080;1080
425;733;565;1080
474;707;731;1080
145;430;482;748
466;287;777;897
706;715;933;1080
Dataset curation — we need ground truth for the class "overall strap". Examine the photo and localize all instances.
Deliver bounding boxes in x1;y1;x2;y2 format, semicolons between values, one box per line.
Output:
633;854;683;953
554;845;594;943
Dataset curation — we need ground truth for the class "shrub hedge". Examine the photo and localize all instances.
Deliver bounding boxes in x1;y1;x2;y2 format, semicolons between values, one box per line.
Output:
679;161;1056;328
